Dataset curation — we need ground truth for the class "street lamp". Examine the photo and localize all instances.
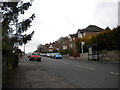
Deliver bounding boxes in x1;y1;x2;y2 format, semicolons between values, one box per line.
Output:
81;41;85;53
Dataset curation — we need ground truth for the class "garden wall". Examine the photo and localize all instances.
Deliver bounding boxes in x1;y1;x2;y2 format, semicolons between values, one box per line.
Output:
79;50;120;61
98;50;120;61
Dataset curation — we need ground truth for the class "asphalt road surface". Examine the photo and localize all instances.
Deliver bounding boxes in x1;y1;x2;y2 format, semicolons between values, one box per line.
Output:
5;55;119;88
39;56;119;88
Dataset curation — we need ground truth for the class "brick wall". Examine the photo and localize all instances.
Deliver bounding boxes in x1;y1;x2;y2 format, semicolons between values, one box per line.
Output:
85;32;100;37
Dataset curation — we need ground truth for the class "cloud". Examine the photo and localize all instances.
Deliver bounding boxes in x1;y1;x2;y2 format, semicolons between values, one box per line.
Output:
19;0;119;53
93;1;118;28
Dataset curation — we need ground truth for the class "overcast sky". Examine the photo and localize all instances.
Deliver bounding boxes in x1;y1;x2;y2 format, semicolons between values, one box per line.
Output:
18;0;119;53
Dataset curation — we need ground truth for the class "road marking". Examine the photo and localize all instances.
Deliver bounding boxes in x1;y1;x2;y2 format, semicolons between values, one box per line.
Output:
110;72;120;75
76;65;96;70
61;61;70;64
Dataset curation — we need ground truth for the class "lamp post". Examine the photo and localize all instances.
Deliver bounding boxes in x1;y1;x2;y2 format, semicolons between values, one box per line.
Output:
81;41;85;53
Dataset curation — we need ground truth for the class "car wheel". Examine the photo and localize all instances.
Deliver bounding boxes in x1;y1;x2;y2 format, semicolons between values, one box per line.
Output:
37;58;41;62
29;59;33;61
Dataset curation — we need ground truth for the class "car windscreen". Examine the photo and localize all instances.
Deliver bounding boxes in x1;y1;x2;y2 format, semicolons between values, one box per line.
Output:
32;53;40;55
56;55;62;56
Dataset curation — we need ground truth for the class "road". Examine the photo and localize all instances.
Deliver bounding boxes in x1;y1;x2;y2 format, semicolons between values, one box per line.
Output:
5;55;119;88
39;56;119;88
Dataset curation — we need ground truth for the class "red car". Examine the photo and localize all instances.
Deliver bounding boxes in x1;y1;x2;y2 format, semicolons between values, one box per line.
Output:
29;53;41;62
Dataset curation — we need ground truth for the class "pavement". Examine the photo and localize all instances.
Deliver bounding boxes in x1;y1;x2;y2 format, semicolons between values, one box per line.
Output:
2;55;75;88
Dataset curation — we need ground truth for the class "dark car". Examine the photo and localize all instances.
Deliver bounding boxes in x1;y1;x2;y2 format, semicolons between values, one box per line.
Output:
54;54;62;59
29;53;41;61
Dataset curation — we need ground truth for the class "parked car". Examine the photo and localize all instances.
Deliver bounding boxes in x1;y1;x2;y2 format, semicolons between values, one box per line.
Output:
46;53;51;57
28;53;32;58
50;53;55;58
50;53;60;58
54;54;62;59
29;53;42;61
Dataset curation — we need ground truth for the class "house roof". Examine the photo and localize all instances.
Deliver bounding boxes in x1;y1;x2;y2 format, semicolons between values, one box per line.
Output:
62;37;69;41
77;25;104;33
105;27;111;30
48;45;54;49
69;34;78;38
77;29;84;33
84;25;104;32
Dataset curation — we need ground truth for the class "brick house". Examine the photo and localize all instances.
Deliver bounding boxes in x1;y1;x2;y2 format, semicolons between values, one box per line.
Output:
62;37;69;50
37;25;105;57
52;41;60;51
77;25;104;38
77;25;105;53
48;44;55;52
68;34;78;49
38;44;49;53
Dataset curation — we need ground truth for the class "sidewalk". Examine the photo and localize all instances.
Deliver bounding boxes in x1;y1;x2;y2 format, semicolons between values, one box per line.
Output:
3;56;74;88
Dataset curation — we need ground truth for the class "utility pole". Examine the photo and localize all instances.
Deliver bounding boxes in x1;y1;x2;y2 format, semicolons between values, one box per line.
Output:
24;43;25;54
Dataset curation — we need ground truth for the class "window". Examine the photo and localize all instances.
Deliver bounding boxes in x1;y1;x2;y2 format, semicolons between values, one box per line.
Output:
69;38;72;41
72;38;74;41
70;44;73;48
78;33;82;38
83;32;86;36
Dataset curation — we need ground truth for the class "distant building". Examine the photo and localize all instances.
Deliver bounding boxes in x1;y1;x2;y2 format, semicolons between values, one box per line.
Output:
48;44;54;52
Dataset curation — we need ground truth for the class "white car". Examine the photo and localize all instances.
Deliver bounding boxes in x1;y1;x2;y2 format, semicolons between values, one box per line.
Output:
27;53;32;58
